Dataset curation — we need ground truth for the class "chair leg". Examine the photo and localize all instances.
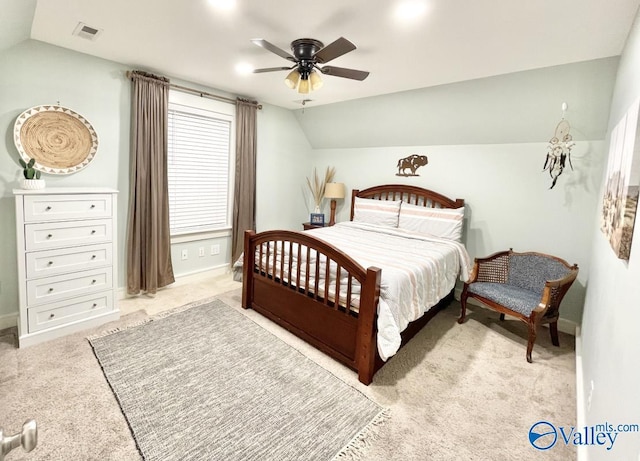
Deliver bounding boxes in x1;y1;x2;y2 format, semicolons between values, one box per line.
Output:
526;321;538;363
499;313;505;321
458;286;469;324
549;321;560;347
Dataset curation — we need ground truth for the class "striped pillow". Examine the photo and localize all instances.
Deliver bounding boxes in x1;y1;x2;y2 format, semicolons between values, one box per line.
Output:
398;202;465;241
353;197;401;227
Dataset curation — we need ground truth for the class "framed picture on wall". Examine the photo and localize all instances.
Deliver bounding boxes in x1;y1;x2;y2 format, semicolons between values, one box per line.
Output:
310;213;325;226
600;98;640;260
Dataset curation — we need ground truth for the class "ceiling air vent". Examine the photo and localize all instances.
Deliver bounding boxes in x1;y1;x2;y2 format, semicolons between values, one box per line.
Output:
72;22;103;41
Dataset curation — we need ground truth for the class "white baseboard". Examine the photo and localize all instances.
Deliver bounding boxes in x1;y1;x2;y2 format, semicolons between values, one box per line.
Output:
575;325;588;461
454;286;577;336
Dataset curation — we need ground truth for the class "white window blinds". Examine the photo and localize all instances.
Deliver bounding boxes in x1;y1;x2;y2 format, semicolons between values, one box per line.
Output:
167;105;232;235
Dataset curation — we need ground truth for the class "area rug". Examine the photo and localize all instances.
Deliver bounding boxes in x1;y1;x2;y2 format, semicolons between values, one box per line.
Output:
89;299;387;461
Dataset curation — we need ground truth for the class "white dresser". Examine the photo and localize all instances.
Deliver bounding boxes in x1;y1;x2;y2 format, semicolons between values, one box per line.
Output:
14;188;120;347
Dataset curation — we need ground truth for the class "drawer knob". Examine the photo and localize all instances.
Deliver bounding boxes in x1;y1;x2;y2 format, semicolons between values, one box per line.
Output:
90;204;96;209
48;288;54;292
91;230;96;234
91;255;97;259
46;234;53;239
45;206;52;211
91;279;97;284
49;314;55;319
47;261;53;266
92;303;98;308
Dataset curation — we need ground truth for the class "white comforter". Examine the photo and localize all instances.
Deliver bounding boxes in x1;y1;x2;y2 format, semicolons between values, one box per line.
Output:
300;222;472;361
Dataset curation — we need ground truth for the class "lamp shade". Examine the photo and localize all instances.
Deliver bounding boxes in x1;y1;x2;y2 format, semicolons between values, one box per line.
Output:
284;69;300;89
324;182;345;199
297;78;310;94
309;71;323;91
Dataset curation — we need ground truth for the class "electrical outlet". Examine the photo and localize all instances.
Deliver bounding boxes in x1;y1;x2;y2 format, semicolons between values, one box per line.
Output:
211;244;220;255
198;247;205;257
181;249;188;260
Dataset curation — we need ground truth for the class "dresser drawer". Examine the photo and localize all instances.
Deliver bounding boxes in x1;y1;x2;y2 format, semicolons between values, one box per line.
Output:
23;194;112;222
24;219;112;251
26;267;113;306
25;244;113;279
27;292;114;333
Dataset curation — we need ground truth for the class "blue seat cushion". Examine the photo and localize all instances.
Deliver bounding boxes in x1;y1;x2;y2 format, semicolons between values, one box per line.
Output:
467;282;541;317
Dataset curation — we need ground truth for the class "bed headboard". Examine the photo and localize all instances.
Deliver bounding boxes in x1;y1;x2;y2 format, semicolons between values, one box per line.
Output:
350;184;464;221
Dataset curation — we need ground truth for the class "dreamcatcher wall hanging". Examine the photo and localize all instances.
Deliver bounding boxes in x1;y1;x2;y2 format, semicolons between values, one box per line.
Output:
543;102;575;189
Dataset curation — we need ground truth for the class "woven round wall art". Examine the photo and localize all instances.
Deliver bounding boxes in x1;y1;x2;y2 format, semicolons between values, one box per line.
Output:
13;105;99;175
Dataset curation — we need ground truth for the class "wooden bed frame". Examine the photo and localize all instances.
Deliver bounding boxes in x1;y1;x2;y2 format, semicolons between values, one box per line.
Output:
242;184;464;385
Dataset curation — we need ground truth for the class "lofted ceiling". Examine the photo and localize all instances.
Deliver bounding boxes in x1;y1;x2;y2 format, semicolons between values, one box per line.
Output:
20;0;640;109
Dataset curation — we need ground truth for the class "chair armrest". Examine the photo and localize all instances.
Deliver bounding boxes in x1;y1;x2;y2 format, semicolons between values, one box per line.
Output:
533;266;579;316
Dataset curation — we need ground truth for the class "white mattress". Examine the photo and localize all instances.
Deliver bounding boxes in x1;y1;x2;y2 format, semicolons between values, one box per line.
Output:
305;222;471;360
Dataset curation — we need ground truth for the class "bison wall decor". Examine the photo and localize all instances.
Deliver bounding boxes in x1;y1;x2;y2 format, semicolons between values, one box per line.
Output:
396;154;428;176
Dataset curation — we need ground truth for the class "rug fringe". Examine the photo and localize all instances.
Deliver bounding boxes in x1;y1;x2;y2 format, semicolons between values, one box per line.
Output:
87;296;221;341
332;408;390;461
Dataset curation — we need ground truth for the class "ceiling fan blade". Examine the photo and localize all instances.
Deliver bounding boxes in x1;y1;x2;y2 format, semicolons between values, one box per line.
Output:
319;66;369;81
253;66;294;73
313;37;356;64
251;39;295;61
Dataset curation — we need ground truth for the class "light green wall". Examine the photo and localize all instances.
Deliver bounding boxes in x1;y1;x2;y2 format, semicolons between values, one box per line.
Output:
0;0;36;53
296;58;618;148
256;104;312;232
0;39;308;326
300;59;618;325
312;141;605;324
580;8;640;461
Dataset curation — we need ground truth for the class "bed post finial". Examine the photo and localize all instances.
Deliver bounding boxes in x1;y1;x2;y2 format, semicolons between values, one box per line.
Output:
350;189;360;222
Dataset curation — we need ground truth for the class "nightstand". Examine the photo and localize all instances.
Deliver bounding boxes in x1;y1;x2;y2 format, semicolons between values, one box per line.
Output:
302;222;329;230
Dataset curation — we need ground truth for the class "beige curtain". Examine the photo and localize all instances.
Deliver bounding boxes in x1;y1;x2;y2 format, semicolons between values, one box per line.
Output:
126;71;175;295
232;98;258;264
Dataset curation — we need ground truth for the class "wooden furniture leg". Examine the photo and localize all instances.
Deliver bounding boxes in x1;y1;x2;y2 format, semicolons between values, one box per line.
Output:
549;321;560;347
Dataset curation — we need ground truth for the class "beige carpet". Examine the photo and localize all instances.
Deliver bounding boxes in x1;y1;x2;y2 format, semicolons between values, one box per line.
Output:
0;288;576;460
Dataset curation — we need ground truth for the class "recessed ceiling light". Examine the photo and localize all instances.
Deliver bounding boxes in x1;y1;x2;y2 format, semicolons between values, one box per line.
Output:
394;1;428;21
208;0;236;11
235;62;254;75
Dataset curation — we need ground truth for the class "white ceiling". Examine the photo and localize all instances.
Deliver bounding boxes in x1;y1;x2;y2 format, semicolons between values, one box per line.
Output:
28;0;639;109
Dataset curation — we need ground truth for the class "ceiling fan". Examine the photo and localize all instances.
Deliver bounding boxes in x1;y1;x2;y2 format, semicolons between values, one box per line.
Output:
251;37;369;94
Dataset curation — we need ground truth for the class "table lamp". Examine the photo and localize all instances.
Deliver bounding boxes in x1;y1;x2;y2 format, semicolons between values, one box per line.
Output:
324;182;345;226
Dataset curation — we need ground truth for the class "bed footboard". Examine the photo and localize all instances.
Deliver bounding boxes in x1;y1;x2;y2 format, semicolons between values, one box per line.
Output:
242;230;381;384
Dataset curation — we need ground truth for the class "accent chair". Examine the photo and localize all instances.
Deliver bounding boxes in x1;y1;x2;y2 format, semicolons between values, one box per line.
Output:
458;249;578;363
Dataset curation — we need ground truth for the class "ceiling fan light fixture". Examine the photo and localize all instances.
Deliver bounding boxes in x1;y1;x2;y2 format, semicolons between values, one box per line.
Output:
253;36;369;94
297;78;311;94
284;69;300;89
309;71;323;90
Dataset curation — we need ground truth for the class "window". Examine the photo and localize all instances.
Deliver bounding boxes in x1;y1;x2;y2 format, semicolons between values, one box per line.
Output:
167;92;234;236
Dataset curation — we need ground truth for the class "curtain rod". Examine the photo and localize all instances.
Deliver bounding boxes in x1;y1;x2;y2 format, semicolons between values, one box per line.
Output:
126;71;262;110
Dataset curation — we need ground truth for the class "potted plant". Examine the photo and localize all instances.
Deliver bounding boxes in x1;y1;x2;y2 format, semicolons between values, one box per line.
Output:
19;158;46;189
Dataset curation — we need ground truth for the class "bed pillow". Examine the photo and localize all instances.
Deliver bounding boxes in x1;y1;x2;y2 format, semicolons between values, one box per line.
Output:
398;202;465;241
353;197;402;227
